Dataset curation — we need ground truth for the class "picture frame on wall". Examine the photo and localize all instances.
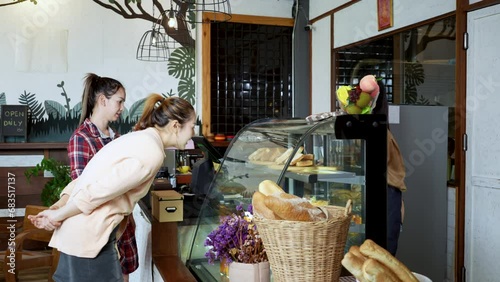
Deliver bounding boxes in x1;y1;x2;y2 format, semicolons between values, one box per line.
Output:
377;0;393;31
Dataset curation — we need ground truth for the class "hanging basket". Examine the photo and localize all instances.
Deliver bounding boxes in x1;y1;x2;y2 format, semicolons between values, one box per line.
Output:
254;201;352;282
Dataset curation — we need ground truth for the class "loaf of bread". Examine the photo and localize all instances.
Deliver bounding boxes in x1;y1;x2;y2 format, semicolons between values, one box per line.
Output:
362;258;401;282
275;146;304;165
252;191;281;220
341;251;368;282
296;159;313;167
359;239;418;282
248;148;267;161
264;193;325;221
267;147;286;162
289;153;304;165
301;154;314;160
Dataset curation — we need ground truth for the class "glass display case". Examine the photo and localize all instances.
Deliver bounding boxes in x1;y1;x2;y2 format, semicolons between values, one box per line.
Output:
186;114;388;281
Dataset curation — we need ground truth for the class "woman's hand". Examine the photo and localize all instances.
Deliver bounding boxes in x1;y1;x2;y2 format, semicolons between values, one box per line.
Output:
28;210;62;231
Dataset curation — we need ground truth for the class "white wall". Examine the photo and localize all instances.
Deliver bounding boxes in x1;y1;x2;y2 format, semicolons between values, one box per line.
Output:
0;1;179;111
310;16;331;114
333;0;455;48
1;0;293;118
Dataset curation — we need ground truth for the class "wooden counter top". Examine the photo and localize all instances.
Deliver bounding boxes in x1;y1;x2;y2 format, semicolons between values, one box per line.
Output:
138;198;196;282
0;142;67;150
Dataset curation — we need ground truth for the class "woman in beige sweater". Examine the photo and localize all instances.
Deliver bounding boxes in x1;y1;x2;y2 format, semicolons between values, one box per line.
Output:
29;94;196;282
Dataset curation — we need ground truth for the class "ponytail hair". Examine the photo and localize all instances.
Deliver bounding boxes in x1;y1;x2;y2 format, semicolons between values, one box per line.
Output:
80;73;124;125
134;94;195;131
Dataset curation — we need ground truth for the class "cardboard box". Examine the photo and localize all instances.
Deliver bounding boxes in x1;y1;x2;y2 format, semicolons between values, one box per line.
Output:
151;190;184;222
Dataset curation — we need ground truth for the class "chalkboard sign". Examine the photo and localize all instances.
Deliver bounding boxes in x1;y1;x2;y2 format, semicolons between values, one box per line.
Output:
1;105;28;142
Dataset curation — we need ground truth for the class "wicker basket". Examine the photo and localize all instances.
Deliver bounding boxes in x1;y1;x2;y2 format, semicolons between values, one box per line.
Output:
254;201;352;282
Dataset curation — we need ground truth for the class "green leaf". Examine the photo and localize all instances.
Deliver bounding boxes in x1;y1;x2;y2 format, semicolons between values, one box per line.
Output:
70;102;82;118
168;47;195;79
44;100;66;118
119;107;129;122
178;77;195;106
129;98;146;121
0;92;6;105
25;158;71;206
18;91;45;121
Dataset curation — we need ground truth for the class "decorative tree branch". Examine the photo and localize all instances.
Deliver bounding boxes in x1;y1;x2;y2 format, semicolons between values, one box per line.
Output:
0;0;36;8
92;0;195;48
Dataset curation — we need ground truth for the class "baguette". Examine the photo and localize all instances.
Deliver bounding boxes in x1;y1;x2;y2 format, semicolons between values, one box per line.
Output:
258;180;284;196
362;258;401;282
252;191;280;220
360;239;418;282
341;251;368;282
264;193;325;221
349;245;368;263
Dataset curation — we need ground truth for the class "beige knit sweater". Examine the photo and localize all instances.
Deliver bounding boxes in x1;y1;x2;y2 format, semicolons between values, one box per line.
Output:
49;127;165;258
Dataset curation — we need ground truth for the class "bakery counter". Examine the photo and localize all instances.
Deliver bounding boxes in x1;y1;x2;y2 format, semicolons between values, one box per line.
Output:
137;199;197;282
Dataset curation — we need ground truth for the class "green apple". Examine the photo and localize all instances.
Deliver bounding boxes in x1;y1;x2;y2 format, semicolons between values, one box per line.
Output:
346;104;362;114
356;92;371;108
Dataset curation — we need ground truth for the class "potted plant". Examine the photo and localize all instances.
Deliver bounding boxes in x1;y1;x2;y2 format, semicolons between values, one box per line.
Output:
204;204;269;282
25;157;71;207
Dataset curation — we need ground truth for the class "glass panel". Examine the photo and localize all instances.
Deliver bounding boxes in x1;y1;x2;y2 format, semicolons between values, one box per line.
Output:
335;15;457;183
186;115;387;281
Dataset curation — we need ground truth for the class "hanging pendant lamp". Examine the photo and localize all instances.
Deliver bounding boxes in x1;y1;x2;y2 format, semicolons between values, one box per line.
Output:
159;2;195;49
181;0;232;24
136;22;171;62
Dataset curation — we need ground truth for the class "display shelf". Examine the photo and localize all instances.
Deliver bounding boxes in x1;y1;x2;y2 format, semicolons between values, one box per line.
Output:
185;115;388;281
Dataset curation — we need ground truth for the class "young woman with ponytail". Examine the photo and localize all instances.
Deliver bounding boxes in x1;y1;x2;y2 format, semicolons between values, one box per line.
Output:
59;73;140;281
30;93;196;282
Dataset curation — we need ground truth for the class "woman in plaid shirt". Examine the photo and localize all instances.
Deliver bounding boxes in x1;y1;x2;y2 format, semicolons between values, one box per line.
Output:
64;73;138;281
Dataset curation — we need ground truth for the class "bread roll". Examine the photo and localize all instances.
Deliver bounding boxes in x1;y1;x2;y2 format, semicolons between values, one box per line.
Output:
258;180;284;196
341;251;368;282
362;258;401;282
252;191;280;220
248;148;267;161
289;153;304;165
275;147;294;164
360;239;418;282
301;154;314;160
266;147;286;162
296;160;313;167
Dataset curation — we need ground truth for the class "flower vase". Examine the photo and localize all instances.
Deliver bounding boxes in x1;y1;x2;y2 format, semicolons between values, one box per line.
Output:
220;257;230;277
228;261;270;282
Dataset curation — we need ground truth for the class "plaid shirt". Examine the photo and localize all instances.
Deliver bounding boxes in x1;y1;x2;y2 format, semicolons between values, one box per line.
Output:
67;118;139;274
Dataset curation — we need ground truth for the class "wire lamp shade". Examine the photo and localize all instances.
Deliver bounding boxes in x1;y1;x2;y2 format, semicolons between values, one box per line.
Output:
136;24;171;62
136;11;193;61
182;0;231;23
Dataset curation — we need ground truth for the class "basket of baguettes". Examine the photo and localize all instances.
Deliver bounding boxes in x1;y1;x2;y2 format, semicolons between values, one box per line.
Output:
342;239;429;282
252;180;352;282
